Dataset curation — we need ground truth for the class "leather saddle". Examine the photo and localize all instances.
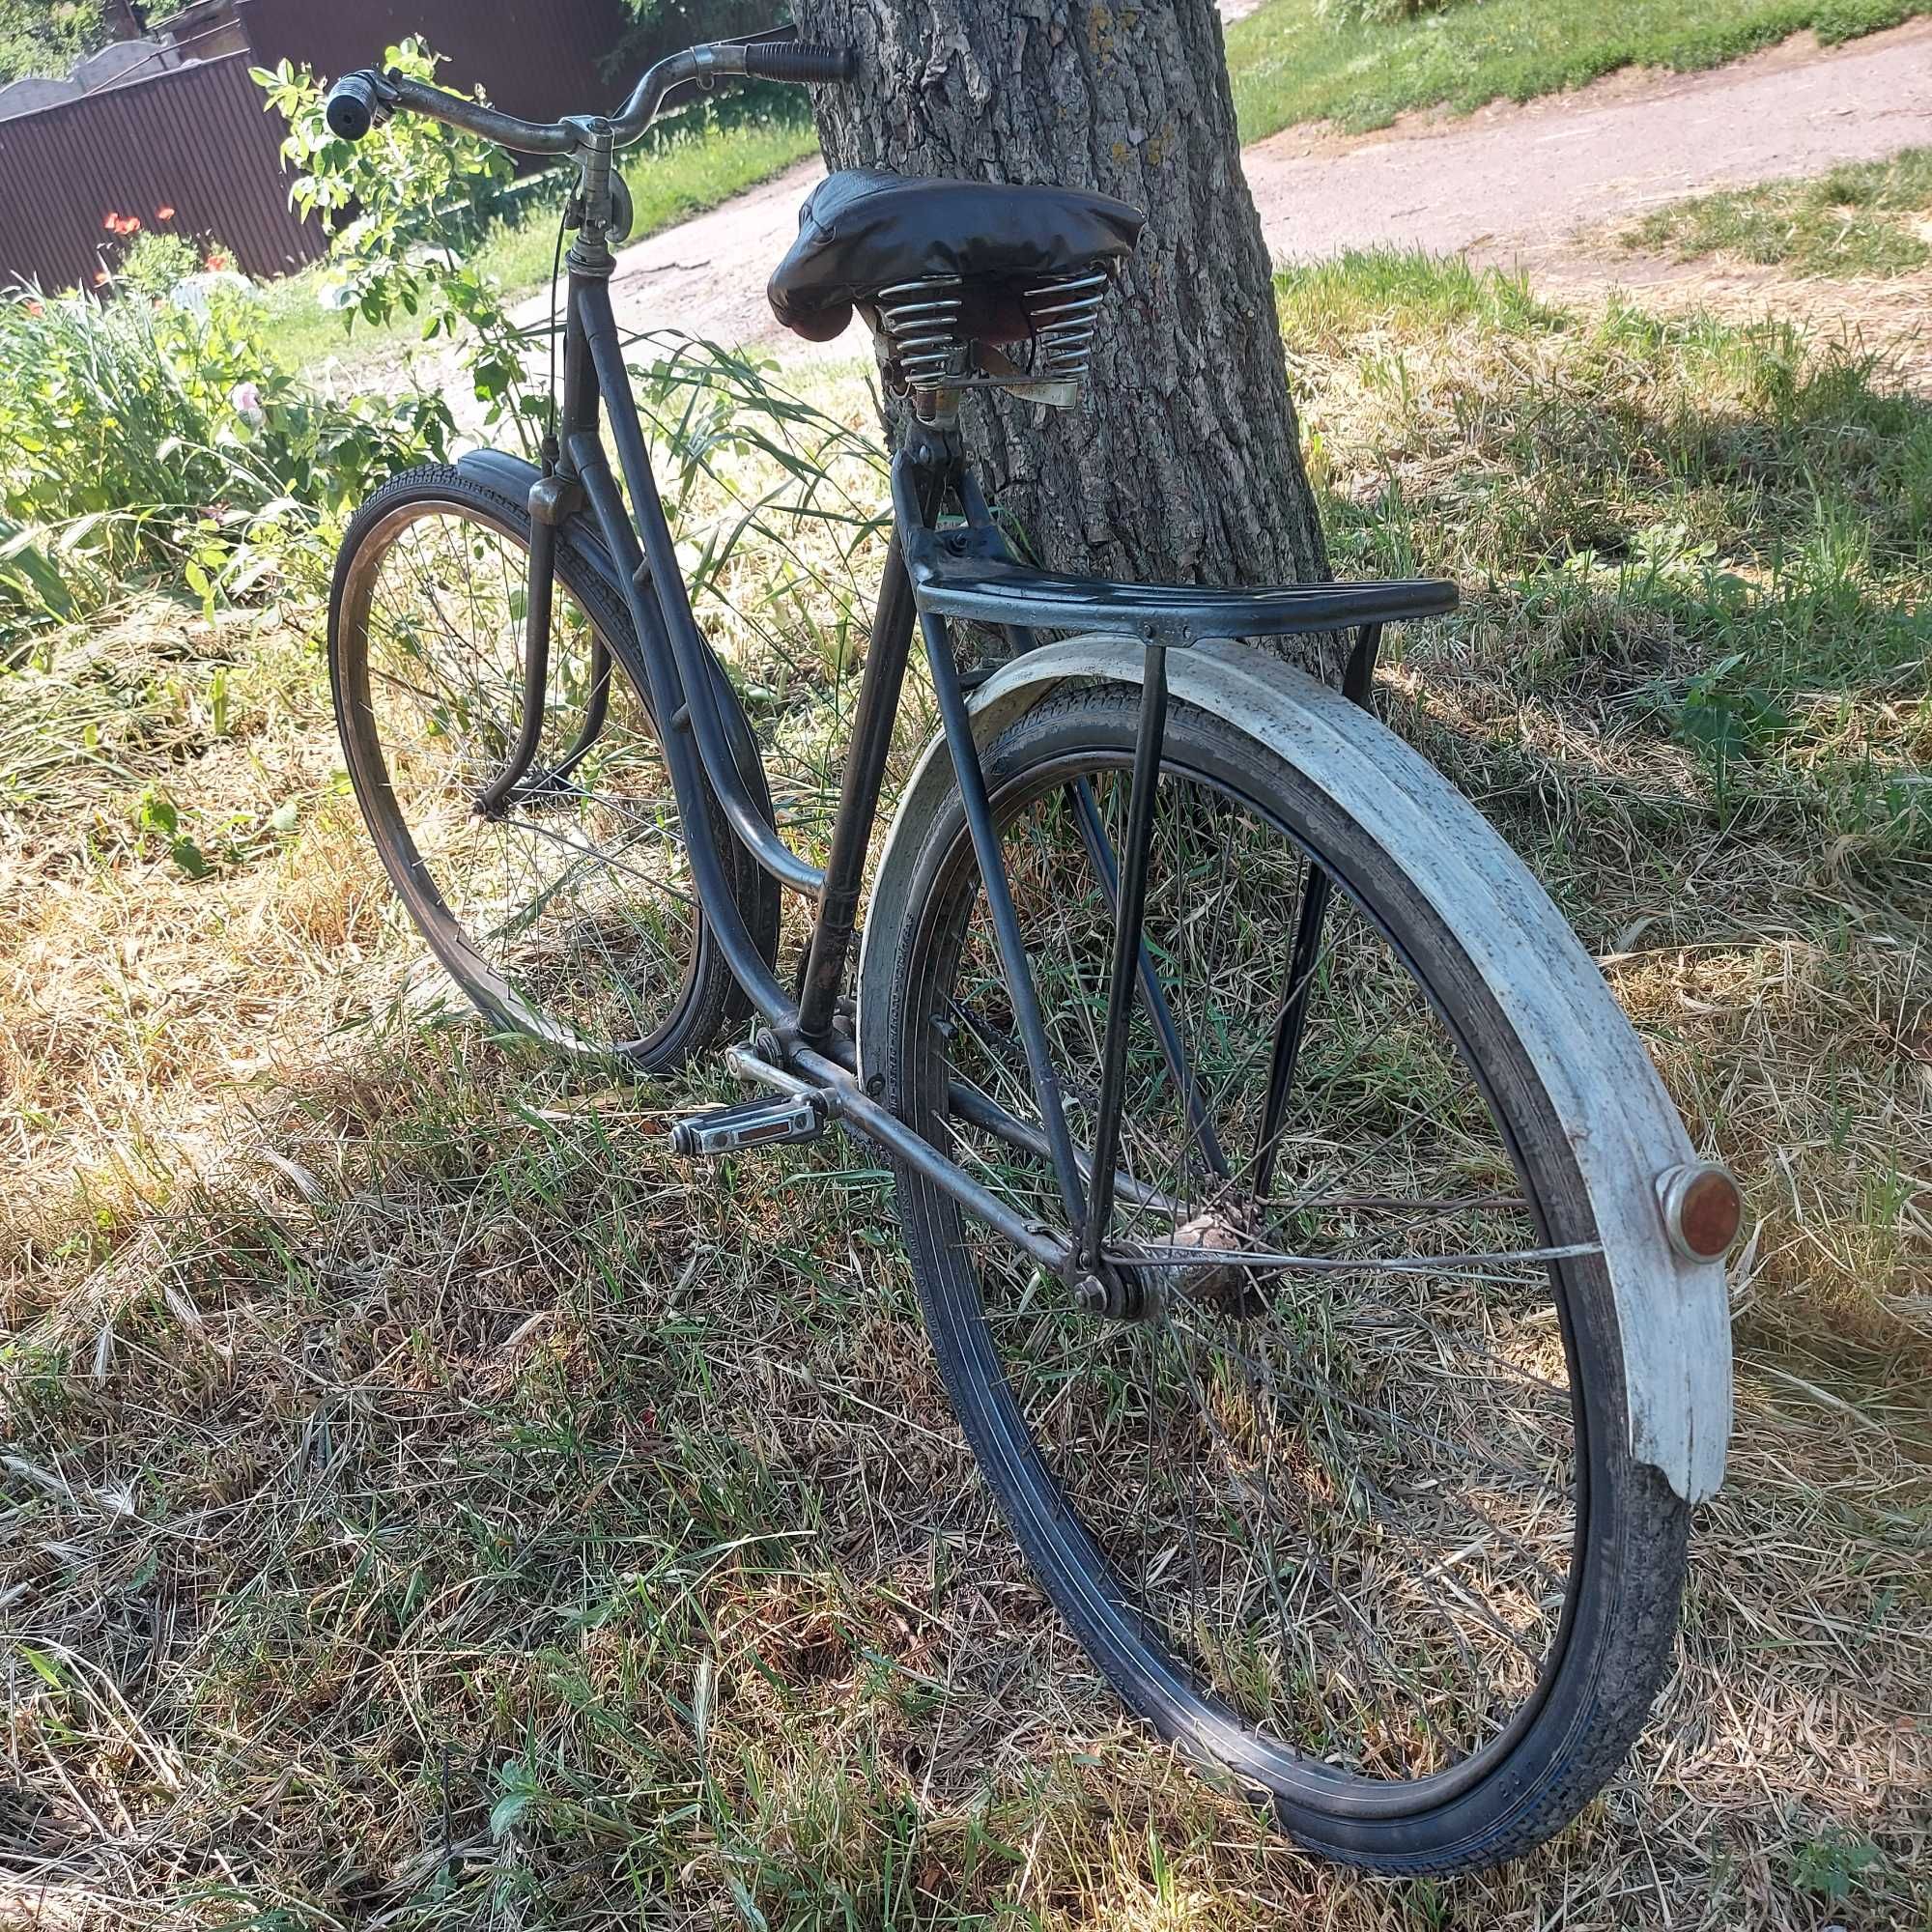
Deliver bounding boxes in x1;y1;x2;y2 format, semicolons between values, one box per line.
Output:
768;168;1144;346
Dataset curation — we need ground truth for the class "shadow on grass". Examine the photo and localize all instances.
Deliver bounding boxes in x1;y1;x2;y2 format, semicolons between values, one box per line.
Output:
3;977;1929;1926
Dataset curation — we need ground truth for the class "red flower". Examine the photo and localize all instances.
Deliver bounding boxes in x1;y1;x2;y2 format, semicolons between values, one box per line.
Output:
204;251;231;272
103;212;120;232
156;205;176;220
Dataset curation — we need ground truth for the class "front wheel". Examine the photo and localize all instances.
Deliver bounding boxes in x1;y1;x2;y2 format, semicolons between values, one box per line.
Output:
879;683;1687;1873
328;466;778;1069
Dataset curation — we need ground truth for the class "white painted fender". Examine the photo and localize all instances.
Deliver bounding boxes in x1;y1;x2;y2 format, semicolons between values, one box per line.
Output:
857;634;1731;1503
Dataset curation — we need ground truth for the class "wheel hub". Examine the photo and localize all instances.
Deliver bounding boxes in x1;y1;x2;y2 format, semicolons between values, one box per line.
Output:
1077;1200;1277;1321
1167;1203;1274;1318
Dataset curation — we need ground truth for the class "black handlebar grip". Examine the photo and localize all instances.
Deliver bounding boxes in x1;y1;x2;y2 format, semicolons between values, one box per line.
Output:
326;71;381;141
741;42;856;84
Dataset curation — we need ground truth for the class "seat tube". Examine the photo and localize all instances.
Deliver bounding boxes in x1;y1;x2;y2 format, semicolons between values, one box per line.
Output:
795;446;948;1044
920;601;1090;1237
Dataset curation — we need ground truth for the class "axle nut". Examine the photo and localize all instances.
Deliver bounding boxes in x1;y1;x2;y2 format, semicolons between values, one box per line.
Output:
1655;1162;1743;1263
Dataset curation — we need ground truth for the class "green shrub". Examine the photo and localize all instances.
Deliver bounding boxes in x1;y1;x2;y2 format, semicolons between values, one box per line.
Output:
112;230;206;301
258;39;543;447
0;286;449;649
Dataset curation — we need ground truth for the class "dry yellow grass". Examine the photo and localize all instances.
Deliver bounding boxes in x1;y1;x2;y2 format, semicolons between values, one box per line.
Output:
3;269;1929;1926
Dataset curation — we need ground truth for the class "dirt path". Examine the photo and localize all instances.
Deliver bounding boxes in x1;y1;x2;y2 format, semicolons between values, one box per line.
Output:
1241;17;1932;262
538;17;1932;359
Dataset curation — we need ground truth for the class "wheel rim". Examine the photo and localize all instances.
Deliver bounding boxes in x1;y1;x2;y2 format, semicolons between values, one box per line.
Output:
337;498;703;1059
901;736;1592;1811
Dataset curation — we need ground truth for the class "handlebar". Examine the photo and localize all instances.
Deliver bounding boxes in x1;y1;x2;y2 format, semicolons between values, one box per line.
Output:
324;32;854;156
324;70;381;141
741;42;856;85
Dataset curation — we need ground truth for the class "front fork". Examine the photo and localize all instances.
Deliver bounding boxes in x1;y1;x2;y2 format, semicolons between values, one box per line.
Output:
471;464;614;819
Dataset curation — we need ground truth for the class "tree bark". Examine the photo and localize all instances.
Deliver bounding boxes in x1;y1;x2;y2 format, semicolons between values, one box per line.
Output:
786;0;1328;604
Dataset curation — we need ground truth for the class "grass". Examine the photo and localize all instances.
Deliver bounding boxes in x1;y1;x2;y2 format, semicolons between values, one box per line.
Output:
3;263;1931;1924
1624;146;1932;275
1225;0;1932;138
259;107;816;379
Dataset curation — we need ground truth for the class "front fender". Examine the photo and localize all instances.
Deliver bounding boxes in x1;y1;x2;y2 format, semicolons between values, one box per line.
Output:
857;633;1731;1503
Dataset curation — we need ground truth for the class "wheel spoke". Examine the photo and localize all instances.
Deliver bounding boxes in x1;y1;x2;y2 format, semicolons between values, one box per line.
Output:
342;500;701;1054
895;697;1588;1796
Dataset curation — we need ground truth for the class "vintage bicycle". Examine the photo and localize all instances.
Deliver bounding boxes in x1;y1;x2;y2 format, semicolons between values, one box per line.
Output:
321;35;1738;1873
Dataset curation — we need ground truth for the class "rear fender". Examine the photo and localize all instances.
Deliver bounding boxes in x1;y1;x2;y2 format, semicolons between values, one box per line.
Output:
856;632;1731;1502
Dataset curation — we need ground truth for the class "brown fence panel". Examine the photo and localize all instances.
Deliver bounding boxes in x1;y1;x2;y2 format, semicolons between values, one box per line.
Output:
0;53;324;293
238;0;633;130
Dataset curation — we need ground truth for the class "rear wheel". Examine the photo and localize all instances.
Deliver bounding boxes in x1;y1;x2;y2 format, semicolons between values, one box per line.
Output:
328;467;778;1069
881;684;1686;1872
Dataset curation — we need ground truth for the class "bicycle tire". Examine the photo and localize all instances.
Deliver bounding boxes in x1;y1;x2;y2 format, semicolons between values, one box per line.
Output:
879;682;1688;1873
328;464;779;1070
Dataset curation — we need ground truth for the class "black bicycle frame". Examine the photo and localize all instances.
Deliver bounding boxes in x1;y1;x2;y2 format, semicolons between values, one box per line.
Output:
520;242;1454;1304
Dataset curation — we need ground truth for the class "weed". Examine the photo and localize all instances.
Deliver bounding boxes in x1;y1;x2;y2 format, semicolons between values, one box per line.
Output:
1786;1827;1884;1899
1225;0;1932;138
1625;147;1932;277
0;285;448;654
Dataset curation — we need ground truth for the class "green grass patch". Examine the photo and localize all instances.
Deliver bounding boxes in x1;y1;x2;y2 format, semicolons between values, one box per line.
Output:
1273;248;1562;347
3;249;1929;1929
1226;0;1932;138
1284;248;1931;745
1623;147;1932;274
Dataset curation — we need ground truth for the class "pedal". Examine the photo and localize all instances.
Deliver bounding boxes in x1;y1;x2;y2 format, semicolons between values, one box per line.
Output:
669;1093;827;1157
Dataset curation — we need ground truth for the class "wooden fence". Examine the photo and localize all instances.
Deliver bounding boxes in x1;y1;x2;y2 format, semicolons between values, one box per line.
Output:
0;53;324;293
238;0;635;137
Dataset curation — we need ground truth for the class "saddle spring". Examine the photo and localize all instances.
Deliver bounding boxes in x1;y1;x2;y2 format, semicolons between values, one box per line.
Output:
873;266;1113;399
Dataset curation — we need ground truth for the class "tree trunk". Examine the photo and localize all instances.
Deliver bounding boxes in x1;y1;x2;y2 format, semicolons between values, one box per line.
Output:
786;0;1328;606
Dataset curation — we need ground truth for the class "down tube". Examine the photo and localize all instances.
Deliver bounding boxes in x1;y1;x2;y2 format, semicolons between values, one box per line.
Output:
576;280;822;898
552;309;795;1027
